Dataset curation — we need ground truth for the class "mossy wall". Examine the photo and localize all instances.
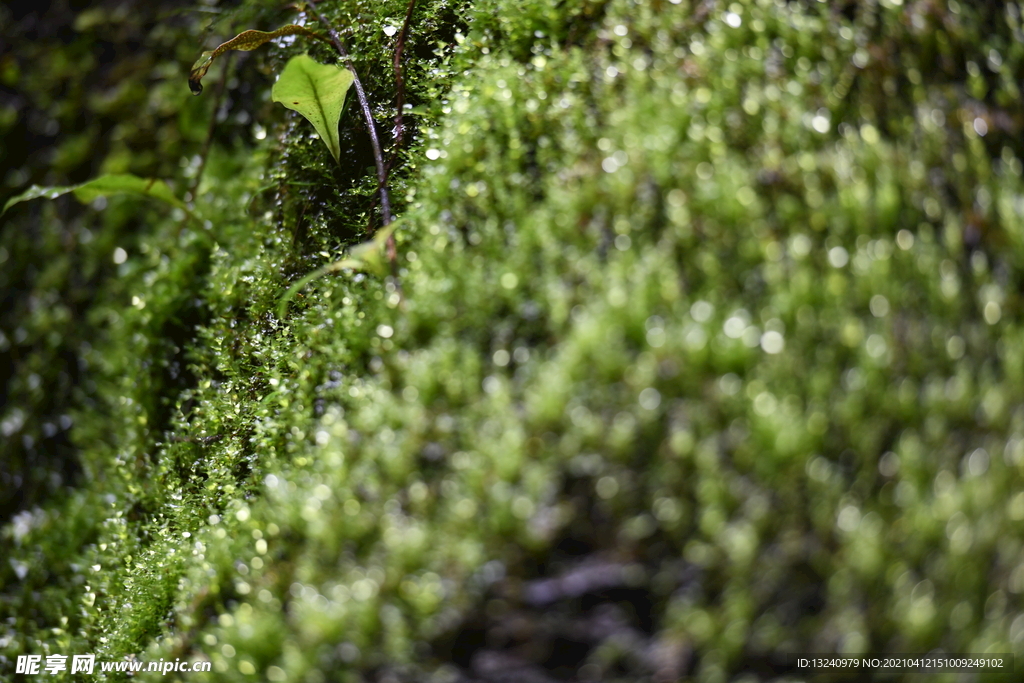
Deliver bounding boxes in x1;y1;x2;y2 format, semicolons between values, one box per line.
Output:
2;0;1024;681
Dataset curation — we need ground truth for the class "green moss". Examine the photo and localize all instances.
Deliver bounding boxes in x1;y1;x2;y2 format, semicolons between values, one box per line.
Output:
3;0;1024;681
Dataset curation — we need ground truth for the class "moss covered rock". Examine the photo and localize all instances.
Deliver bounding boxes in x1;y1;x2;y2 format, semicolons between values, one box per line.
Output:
3;0;1024;681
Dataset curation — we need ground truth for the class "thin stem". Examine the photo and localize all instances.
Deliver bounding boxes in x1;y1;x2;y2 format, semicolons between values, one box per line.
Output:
358;0;415;233
189;53;233;202
381;0;417;278
305;0;393;228
391;0;418;152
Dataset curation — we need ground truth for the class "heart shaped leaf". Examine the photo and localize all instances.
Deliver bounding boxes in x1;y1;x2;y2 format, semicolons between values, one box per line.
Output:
272;54;354;165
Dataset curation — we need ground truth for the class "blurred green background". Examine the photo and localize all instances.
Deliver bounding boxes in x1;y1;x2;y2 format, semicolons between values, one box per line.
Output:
2;0;1024;681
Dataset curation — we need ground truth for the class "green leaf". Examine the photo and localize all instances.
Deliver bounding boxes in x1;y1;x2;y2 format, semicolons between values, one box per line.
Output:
344;221;398;277
271;54;354;165
3;173;190;216
2;184;79;214
277;222;397;318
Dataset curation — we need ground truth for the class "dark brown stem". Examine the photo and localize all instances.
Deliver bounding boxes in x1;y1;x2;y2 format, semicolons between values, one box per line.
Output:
306;0;393;228
391;0;418;152
378;0;416;286
189;53;233;202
